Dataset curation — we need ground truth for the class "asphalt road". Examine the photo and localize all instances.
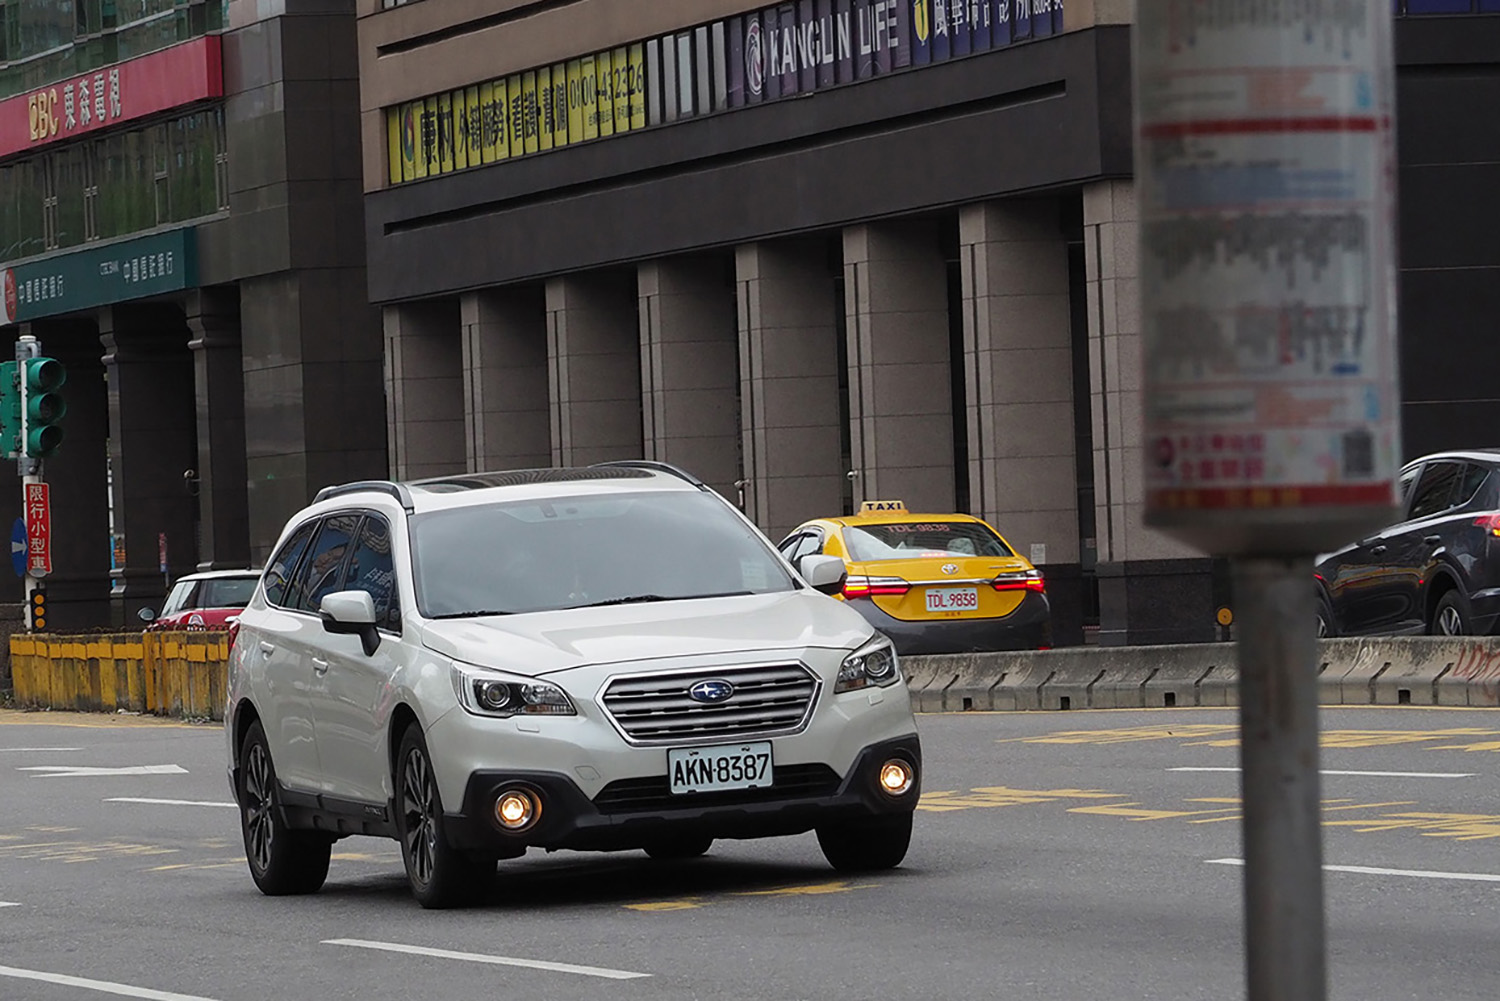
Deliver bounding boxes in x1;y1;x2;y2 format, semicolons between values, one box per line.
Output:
1;705;1497;1001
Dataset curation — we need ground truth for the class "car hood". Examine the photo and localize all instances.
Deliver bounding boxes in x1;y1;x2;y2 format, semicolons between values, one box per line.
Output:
418;591;873;676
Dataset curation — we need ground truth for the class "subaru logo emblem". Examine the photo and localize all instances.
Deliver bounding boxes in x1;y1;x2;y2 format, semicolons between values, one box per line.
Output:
689;679;735;704
942;563;959;575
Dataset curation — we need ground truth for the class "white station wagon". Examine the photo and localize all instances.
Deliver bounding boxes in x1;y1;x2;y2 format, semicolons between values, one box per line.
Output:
225;463;922;907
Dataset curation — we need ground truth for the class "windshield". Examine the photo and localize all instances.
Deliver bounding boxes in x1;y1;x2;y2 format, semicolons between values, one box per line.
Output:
844;521;1014;562
199;577;260;609
411;490;796;617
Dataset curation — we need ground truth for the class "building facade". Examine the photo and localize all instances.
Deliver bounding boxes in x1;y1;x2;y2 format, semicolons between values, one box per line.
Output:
0;0;384;628
355;0;1500;646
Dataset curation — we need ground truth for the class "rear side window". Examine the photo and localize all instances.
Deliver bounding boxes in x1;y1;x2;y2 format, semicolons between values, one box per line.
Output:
289;514;361;613
264;521;318;607
344;515;401;633
1456;464;1491;509
1407;461;1463;521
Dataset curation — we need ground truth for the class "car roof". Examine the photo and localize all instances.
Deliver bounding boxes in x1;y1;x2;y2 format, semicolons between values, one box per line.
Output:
175;569;260;582
1405;449;1500;467
308;462;706;516
816;511;987;529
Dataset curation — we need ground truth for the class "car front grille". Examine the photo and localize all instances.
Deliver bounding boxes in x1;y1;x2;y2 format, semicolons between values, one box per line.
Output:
599;662;820;744
592;764;841;813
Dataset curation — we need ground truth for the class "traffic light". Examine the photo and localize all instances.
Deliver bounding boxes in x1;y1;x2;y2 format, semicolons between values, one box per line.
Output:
0;360;18;458
21;356;65;458
28;587;47;631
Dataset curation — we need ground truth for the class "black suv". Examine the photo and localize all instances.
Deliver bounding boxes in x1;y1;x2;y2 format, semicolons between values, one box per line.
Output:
1316;450;1500;638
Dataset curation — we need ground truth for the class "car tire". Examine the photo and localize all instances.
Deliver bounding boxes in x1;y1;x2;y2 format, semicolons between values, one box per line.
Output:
643;835;713;861
395;725;492;909
1431;591;1470;637
1316;593;1337;639
237;720;331;896
816;812;912;872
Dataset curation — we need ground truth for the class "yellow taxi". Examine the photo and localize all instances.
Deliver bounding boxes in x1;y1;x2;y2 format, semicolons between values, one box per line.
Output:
777;501;1051;655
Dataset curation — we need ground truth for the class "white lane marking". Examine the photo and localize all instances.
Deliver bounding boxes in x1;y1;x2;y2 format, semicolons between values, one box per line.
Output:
1208;858;1500;883
0;747;82;752
105;797;237;808
0;902;19;908
0;964;219;1000
1171;767;1475;778
18;764;188;778
323;938;651;980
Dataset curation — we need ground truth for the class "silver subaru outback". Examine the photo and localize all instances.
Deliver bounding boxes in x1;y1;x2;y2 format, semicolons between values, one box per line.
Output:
225;462;921;908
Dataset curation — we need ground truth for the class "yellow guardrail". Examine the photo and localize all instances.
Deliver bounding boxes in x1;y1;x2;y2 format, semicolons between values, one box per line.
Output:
9;631;231;720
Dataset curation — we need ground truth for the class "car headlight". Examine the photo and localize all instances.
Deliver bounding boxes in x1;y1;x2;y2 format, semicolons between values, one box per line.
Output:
451;664;576;718
836;636;901;693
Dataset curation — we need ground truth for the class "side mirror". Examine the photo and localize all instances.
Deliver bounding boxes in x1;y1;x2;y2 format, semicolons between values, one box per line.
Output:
319;590;380;656
799;554;847;597
137;607;157;623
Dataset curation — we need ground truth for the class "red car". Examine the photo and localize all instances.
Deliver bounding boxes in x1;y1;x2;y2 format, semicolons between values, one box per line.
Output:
140;569;260;631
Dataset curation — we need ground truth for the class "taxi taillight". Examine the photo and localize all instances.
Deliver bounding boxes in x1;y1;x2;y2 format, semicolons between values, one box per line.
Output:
843;575;911;598
993;570;1046;593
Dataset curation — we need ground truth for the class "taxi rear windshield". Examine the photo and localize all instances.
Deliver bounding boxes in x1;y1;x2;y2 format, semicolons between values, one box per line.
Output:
844;522;1013;562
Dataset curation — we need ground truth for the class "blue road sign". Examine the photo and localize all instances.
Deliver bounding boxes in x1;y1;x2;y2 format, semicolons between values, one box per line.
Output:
11;518;26;577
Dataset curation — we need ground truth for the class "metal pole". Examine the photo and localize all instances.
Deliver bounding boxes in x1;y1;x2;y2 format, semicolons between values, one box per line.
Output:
16;336;38;628
1235;556;1324;1001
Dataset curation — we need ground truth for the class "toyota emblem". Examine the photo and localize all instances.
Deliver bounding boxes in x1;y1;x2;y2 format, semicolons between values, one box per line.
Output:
941;564;959;575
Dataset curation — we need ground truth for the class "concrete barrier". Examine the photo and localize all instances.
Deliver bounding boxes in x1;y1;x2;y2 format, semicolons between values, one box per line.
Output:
9;631;231;720
904;636;1500;711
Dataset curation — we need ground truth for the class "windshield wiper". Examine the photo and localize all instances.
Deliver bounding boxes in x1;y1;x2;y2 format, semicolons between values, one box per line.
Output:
430;609;514;619
566;591;754;610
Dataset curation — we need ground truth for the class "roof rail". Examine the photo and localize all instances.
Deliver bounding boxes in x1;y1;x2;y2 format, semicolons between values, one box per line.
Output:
590;460;706;488
312;480;415;512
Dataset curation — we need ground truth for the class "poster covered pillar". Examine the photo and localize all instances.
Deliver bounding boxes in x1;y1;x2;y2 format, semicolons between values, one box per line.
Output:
735;239;845;542
639;256;741;498
461;288;550;473
546;272;643;467
842;219;955;514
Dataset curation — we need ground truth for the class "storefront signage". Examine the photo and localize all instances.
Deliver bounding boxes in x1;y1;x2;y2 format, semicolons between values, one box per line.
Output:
1;36;223;160
0;228;197;325
386;0;1063;185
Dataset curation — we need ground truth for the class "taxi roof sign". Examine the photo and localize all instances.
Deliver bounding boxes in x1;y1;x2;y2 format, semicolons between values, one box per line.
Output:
859;500;907;514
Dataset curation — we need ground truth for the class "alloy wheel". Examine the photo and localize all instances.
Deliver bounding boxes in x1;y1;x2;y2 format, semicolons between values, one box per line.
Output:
402;746;438;887
1439;604;1464;636
243;743;275;874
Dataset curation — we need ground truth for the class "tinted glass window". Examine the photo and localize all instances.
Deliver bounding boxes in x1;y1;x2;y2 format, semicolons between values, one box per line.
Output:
199;577;260;609
345;516;401;633
844;522;1015;561
410;490;795;617
1456;464;1491;508
1408;462;1463;521
289;514;361;613
776;533;804;559
264;521;318;608
1398;466;1420;506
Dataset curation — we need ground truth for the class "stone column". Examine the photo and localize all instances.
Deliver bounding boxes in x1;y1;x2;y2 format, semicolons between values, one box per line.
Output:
3;320;112;630
1085;180;1217;645
842;219;955;513
735;239;845;541
545;272;643;467
960;199;1084;645
99;304;198;624
186;288;250;570
461;287;550;473
639;256;741;497
384;300;465;482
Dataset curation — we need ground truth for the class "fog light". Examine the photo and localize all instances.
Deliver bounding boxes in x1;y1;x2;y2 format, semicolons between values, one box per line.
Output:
878;759;915;797
495;789;539;831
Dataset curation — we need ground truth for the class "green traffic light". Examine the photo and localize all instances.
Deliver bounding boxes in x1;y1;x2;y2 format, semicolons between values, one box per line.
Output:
20;356;66;459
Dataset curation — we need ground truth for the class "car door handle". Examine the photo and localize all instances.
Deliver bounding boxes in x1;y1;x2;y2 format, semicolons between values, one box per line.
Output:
311;657;330;676
259;642;276;655
1424;535;1442;544
1370;545;1387;555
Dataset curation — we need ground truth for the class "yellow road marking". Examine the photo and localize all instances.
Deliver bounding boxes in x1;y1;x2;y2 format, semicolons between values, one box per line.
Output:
918;787;1122;812
1010;725;1237;745
25;826;78;833
1429;740;1500;752
1015;723;1500;752
624;898;704;911
1324;812;1500;840
1070;802;1241;822
733;881;875;897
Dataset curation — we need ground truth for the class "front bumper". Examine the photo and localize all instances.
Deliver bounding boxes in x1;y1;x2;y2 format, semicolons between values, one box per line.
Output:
847;592;1052;654
442;733;921;853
